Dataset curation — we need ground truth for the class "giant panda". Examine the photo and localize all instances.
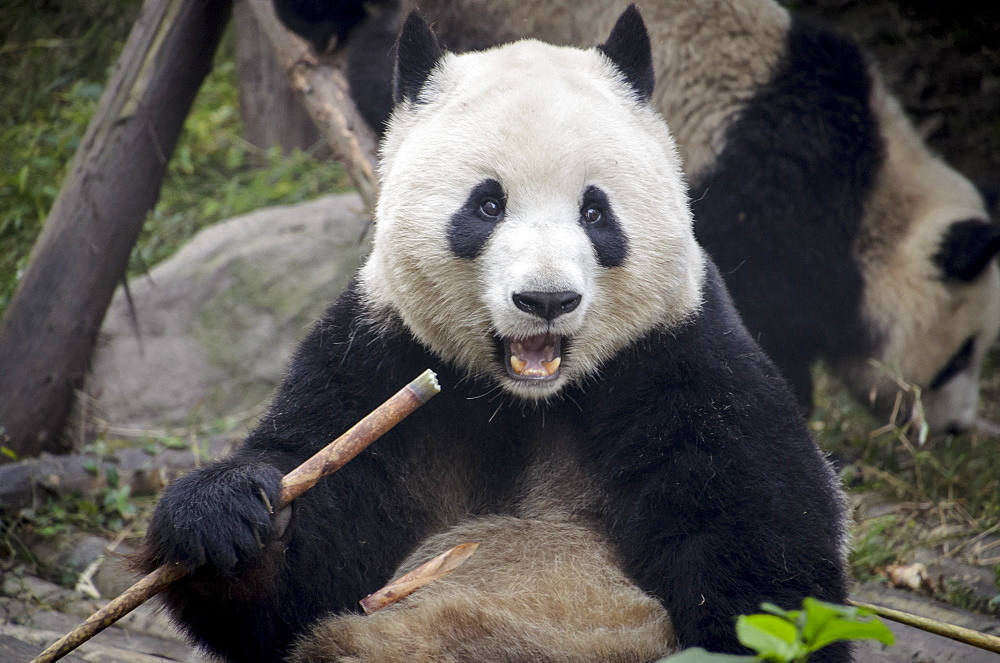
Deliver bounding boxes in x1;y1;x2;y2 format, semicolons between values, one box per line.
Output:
272;0;1000;436
138;7;851;662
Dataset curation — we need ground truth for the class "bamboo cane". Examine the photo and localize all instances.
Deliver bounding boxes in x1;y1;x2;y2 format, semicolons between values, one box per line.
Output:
30;369;441;663
360;542;480;614
850;599;1000;655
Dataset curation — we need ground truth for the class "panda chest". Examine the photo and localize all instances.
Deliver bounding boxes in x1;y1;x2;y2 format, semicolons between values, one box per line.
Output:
509;409;602;519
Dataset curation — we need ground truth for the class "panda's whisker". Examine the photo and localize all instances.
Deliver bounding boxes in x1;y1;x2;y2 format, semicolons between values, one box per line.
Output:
488;402;504;423
563;391;584;413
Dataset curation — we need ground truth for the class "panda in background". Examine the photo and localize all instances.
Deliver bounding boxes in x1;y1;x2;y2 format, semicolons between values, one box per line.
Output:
273;0;1000;436
138;7;851;663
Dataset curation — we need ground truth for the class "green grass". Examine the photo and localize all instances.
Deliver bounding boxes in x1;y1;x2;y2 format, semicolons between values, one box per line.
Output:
811;363;1000;523
0;3;351;314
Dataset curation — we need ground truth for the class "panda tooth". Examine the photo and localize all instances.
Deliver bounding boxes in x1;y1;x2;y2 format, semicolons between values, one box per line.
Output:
542;357;561;375
510;355;527;374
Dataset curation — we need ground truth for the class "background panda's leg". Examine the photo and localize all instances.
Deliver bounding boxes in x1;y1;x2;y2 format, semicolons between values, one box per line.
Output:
345;4;402;134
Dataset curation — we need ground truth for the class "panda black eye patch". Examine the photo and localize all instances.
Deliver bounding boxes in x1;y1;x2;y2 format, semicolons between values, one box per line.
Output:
929;336;975;391
580;186;628;268
448;179;506;259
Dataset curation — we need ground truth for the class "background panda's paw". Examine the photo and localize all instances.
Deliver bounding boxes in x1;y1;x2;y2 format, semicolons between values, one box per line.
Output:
140;461;284;576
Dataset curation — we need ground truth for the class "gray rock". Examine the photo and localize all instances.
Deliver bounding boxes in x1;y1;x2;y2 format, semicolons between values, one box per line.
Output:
87;193;371;430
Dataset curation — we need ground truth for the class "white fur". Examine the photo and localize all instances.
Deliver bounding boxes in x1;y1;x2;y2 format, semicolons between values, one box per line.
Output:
361;38;705;399
414;0;790;181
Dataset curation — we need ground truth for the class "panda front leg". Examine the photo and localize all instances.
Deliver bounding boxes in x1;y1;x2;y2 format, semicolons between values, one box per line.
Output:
136;441;444;662
600;451;852;663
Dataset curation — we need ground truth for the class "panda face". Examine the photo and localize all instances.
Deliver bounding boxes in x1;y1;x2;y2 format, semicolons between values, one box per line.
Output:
361;36;704;400
857;253;999;434
849;84;1000;433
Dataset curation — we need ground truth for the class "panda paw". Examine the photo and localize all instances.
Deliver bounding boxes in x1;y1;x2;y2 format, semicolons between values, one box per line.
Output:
141;461;285;576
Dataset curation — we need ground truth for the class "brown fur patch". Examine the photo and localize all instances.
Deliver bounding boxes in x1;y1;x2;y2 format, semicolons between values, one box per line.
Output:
288;517;675;662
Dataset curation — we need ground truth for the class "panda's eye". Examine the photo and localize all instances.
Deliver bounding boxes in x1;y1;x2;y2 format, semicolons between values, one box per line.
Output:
479;198;503;219
583;206;603;224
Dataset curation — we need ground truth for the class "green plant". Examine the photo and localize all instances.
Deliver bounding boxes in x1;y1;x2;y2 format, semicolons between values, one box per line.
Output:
659;598;894;662
810;361;1000;522
849;514;901;580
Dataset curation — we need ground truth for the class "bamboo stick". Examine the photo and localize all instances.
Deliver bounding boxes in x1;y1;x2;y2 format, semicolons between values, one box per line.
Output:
360;543;480;614
850;599;1000;655
30;369;440;663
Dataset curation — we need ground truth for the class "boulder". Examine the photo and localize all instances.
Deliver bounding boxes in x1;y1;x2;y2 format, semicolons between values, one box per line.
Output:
87;193;371;430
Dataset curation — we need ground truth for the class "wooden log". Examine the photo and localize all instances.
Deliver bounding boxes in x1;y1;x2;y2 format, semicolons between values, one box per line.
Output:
244;0;380;210
0;0;233;461
233;0;319;155
0;435;234;511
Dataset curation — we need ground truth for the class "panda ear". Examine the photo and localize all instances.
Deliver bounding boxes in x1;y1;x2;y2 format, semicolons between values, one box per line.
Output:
597;4;655;102
934;219;1000;282
394;11;443;105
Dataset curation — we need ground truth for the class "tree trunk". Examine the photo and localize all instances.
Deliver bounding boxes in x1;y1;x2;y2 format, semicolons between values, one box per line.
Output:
245;0;379;209
0;0;233;461
234;0;319;155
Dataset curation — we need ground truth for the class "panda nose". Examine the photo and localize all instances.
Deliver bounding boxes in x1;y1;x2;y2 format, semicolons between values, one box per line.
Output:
512;290;582;321
945;422;970;436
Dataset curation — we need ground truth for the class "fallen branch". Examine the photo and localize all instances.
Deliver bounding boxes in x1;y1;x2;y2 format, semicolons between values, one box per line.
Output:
244;0;379;210
30;369;441;663
850;598;1000;655
0;435;235;511
360;542;480;614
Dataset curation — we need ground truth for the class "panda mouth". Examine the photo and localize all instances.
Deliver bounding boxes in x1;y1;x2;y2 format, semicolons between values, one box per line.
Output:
503;334;562;381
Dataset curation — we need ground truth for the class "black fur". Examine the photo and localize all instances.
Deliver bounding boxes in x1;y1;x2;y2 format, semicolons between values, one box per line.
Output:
272;0;374;52
447;178;506;259
929;336;975;391
597;4;655;102
580;185;629;267
690;18;882;412
394;11;443;104
138;266;849;662
933;218;1000;282
344;1;403;133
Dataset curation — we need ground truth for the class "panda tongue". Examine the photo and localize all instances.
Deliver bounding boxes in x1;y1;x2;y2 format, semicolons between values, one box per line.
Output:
510;334;561;378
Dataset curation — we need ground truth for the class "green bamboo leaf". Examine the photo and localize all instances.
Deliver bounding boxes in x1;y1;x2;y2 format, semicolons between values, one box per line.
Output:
800;598;851;644
807;616;895;652
736;615;805;661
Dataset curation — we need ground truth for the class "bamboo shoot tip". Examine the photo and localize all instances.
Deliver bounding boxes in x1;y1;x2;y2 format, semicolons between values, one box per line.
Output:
409;369;441;402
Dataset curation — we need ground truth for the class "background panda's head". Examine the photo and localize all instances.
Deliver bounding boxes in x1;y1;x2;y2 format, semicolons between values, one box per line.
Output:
849;79;1000;435
360;6;705;400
